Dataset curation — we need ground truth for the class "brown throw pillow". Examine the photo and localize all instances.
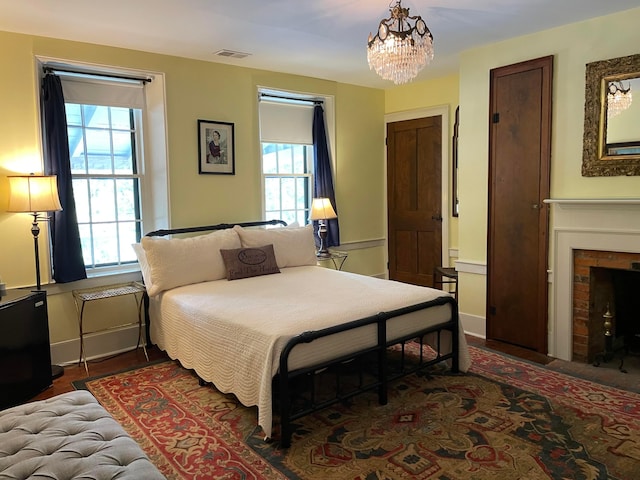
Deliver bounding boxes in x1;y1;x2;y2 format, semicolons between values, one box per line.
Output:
220;244;281;280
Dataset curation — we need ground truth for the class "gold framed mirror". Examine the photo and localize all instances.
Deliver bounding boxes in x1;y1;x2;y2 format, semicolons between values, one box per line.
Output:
582;53;640;176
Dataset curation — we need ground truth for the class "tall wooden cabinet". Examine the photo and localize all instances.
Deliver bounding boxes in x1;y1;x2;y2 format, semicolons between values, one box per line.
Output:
0;290;53;409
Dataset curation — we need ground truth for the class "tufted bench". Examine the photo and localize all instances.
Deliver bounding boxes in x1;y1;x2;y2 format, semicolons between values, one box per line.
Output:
0;390;165;480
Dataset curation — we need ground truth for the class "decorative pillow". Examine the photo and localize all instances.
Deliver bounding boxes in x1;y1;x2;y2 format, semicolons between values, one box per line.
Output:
131;243;153;291
220;244;280;280
141;228;241;296
233;224;317;268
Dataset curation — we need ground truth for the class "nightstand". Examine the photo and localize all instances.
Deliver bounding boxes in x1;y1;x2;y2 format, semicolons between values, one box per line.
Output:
317;250;348;271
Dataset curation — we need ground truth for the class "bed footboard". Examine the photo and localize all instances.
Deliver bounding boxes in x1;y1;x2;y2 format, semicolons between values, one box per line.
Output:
277;295;459;448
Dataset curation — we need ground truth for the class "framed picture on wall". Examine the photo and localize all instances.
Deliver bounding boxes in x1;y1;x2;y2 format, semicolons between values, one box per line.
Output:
198;119;235;175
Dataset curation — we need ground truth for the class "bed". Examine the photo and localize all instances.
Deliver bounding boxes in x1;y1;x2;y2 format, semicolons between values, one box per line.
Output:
135;220;471;447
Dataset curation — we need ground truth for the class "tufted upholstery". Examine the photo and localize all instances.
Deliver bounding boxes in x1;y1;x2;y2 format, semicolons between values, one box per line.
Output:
0;390;165;480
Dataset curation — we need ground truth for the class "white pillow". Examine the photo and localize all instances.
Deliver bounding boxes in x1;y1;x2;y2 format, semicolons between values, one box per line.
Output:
141;228;241;296
233;224;317;268
131;243;153;291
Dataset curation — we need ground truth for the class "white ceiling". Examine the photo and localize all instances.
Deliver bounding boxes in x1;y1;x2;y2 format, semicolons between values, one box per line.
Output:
0;0;638;88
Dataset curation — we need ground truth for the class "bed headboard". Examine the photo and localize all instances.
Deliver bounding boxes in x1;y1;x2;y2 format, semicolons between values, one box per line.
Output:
145;219;287;237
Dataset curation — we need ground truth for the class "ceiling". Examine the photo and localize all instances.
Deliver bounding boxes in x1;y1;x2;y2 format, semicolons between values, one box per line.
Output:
0;0;638;89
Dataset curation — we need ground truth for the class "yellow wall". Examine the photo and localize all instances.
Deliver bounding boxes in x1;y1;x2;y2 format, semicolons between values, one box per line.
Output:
456;7;640;321
0;31;385;345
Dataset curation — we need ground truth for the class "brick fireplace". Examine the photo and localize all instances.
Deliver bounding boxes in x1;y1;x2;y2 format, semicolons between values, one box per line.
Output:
572;249;640;363
547;198;640;362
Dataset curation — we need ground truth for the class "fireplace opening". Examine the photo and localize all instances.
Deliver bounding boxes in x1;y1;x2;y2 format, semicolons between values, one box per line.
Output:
572;249;640;363
590;267;640;361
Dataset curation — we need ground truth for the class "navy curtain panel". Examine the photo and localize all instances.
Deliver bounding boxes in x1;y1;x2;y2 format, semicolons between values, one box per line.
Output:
312;104;340;247
42;73;87;283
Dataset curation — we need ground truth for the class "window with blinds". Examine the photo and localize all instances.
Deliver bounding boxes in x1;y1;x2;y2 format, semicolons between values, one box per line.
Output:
258;94;315;225
60;74;145;272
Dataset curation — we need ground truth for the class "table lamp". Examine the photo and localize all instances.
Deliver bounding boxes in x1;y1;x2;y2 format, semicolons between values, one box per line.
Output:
8;174;63;291
309;197;337;258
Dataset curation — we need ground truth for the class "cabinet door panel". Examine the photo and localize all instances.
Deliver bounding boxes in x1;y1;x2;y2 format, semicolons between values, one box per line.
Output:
0;291;52;409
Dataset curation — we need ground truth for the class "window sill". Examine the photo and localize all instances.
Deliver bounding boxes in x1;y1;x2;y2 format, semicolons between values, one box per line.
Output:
43;269;143;297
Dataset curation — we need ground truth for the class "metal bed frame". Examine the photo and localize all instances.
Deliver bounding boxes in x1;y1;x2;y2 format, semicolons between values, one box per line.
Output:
144;220;460;448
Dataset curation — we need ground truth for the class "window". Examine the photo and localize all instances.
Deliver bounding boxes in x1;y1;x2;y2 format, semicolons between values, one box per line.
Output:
65;103;142;270
39;60;168;284
49;69;155;276
259;92;317;225
262;143;313;225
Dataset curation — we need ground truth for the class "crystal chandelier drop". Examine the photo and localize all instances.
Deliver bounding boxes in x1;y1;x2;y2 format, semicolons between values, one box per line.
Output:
367;0;434;85
607;81;632;119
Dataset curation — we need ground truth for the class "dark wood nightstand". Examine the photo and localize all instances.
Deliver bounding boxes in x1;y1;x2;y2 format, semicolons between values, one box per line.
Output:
433;266;458;299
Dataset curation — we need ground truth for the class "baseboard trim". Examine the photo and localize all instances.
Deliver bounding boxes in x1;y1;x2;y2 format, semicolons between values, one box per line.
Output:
51;324;147;366
460;312;486;339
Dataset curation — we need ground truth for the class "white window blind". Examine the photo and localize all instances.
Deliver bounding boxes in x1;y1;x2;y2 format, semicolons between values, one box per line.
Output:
259;100;314;144
60;75;145;109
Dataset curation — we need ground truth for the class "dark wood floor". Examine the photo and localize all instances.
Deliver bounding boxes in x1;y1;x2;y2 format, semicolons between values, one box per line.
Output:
466;335;554;365
33;346;168;402
33;336;559;402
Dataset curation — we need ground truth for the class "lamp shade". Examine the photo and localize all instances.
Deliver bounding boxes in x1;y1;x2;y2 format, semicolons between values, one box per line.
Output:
7;175;62;213
309;197;337;221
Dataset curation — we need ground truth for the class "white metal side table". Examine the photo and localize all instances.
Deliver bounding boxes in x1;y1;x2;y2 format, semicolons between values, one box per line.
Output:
317;250;348;271
72;282;148;374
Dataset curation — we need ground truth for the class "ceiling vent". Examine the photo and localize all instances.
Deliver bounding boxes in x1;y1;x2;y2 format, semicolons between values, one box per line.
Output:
213;49;251;59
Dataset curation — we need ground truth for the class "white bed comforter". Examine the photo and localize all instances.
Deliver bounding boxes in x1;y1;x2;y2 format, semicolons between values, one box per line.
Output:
149;266;471;438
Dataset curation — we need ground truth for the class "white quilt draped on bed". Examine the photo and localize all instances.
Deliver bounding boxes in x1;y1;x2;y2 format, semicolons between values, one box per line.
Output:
149;266;471;438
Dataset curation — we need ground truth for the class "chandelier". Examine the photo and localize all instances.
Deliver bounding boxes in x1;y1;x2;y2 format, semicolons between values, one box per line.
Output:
367;0;434;85
607;81;632;119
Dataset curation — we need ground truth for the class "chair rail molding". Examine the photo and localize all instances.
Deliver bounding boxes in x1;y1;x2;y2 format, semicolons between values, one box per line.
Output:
455;260;487;275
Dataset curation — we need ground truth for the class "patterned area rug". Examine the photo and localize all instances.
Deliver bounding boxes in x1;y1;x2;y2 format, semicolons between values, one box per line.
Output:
73;346;640;479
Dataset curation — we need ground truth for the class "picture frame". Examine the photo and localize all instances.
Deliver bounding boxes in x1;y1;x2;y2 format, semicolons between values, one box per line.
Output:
452;105;459;217
198;119;235;175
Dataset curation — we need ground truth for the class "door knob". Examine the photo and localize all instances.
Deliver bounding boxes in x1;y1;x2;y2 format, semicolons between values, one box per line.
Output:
431;214;443;221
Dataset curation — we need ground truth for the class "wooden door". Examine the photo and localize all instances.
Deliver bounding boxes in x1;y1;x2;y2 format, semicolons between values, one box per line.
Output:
387;116;442;287
487;56;552;353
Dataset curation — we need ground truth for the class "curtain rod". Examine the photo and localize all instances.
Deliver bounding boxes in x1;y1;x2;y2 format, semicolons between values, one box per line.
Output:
259;92;322;105
43;66;152;84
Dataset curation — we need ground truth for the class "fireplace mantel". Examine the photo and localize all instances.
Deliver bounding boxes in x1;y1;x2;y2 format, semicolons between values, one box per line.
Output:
548;200;640;361
544;198;640;205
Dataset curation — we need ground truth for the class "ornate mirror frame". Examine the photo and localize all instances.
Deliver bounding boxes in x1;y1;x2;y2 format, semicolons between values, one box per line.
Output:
582;53;640;176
